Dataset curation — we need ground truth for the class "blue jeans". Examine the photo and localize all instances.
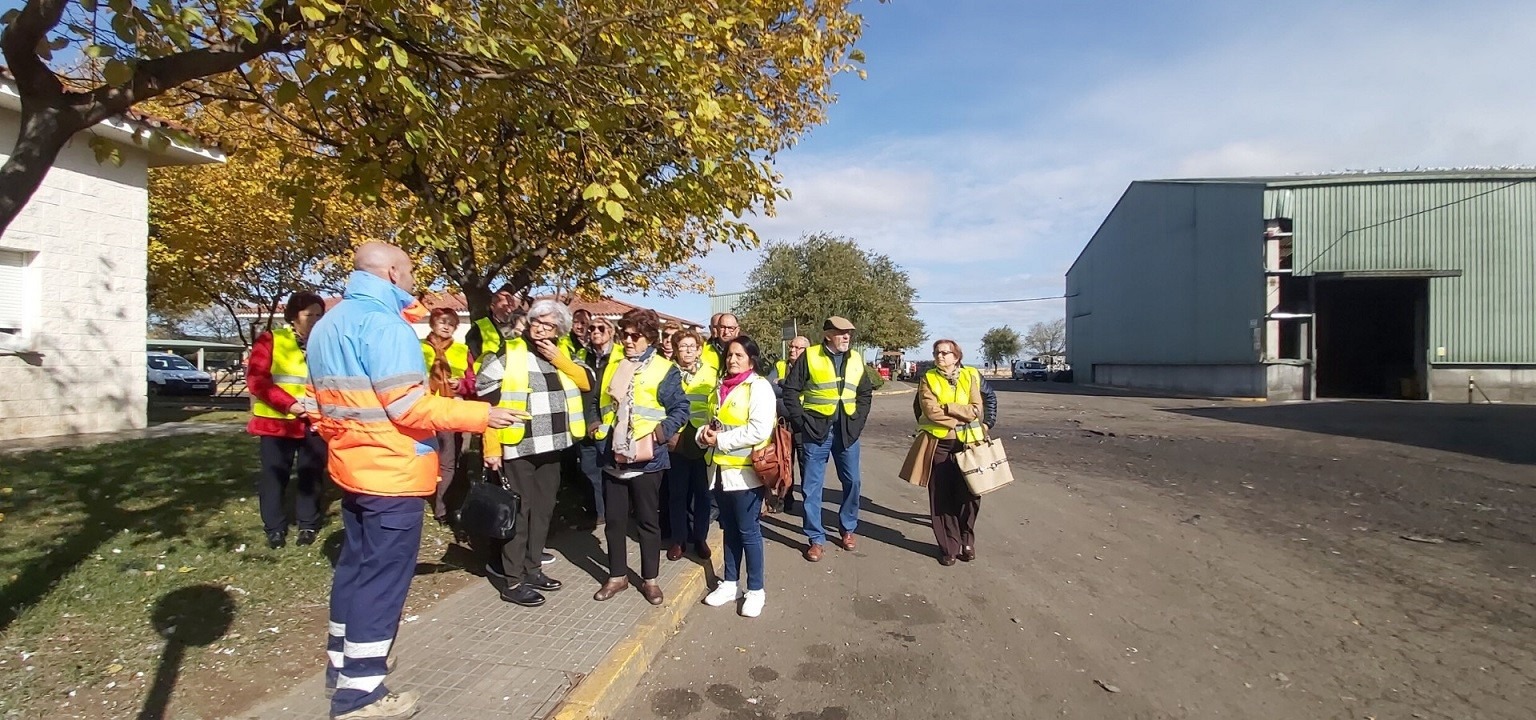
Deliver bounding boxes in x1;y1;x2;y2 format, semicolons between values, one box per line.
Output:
666;456;711;545
799;422;861;545
715;484;766;591
578;440;604;518
327;494;424;717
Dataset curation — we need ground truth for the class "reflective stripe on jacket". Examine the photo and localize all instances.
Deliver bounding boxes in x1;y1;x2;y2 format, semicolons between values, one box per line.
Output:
918;366;985;443
251;327;308;420
306;271;490;497
801;345;864;418
706;375;771;469
679;361;718;427
594;353;676;441
497;337;588;446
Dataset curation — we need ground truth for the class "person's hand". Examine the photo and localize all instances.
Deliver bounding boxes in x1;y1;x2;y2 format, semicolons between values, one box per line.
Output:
532;338;559;361
292;410;311;422
699;427;718;448
487;407;529;428
484;454;502;470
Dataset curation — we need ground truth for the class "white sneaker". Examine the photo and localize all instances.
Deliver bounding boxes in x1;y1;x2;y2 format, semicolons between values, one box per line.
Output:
703;582;742;607
334;690;420;719
741;589;766;618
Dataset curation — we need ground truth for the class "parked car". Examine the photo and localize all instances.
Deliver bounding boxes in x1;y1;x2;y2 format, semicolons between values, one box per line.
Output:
147;352;215;396
1012;360;1049;381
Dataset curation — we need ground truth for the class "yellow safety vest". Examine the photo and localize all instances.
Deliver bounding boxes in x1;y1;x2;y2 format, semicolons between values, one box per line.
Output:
472;317;503;370
705;376;771;468
420;341;470;383
558;334;588;366
918;366;985;444
594;354;675;441
775;359;787;380
252;327;308;420
496;338;588;446
678;361;718;427
701;344;722;374
800;344;863;418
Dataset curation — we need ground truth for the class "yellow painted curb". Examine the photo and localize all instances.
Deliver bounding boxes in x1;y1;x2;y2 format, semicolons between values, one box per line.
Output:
548;532;723;720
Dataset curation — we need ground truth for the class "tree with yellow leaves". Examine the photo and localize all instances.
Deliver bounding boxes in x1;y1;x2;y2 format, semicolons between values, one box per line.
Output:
211;0;870;316
147;112;402;344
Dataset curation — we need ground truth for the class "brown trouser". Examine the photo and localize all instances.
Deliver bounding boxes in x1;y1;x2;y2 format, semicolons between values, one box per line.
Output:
928;438;980;558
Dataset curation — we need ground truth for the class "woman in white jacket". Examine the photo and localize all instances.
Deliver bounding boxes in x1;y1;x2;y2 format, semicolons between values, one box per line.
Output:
696;335;776;617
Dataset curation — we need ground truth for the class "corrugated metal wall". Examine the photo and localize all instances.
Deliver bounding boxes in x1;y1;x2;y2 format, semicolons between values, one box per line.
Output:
1067;182;1266;371
1274;179;1536;363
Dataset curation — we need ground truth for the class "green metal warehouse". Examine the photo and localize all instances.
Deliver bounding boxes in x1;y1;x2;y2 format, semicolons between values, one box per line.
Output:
1065;170;1536;402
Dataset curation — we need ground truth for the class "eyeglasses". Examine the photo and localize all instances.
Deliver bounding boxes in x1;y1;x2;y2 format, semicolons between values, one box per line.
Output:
790;344;808;350
935;350;956;357
622;332;645;341
589;326;611;334
529;318;558;330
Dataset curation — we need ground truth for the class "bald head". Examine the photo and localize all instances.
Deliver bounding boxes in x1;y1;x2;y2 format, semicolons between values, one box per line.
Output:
354;242;415;294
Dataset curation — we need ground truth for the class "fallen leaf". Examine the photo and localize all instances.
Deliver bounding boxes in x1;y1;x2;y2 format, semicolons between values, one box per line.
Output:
1094;679;1121;693
177;566;193;573
106;663;123;674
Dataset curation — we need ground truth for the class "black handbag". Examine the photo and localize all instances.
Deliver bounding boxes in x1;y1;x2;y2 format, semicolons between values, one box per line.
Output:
457;470;522;540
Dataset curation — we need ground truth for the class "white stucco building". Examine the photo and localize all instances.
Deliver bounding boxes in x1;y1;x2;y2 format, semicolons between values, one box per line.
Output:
0;77;225;440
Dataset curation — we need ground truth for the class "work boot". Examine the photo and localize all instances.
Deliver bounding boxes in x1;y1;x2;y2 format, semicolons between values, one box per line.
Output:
296;529;318;547
266;531;286;550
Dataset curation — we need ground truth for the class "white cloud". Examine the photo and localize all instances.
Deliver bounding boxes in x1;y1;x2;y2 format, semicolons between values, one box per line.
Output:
637;1;1536;355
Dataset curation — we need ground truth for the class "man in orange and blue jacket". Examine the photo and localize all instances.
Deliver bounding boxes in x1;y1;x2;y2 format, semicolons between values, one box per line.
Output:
307;242;520;720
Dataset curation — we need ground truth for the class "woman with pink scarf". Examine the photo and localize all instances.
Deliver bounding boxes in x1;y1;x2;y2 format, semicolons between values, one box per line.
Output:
698;336;776;618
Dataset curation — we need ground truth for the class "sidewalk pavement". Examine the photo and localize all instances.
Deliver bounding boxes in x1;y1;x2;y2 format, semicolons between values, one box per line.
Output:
1;420;239;454
236;524;721;720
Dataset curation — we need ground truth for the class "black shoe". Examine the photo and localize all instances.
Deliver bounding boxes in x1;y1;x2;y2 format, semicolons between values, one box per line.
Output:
296;529;318;546
266;531;286;549
524;570;563;592
499;582;546;607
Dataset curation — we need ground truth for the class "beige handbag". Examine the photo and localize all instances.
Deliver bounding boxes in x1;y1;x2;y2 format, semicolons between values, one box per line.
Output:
954;434;1015;496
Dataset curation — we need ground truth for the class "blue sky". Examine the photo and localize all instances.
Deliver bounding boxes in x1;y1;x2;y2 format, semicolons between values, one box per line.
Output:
615;0;1536;355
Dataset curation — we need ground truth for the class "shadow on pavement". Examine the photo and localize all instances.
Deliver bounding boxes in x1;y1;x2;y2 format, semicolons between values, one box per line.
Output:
1169;400;1536;465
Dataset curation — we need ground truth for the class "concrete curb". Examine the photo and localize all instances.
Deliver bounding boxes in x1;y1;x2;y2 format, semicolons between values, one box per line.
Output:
548;532;724;720
873;387;915;397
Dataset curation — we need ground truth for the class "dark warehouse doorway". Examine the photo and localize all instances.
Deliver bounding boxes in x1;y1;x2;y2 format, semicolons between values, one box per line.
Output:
1314;278;1428;399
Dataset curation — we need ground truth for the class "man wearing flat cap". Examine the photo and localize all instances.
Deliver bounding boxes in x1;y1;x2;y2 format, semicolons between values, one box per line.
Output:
781;315;874;562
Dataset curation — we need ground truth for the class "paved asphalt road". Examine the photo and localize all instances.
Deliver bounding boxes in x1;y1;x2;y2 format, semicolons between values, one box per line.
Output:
619;382;1536;720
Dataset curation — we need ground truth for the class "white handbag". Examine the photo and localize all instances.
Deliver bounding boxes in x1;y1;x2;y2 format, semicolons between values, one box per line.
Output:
954;435;1015;495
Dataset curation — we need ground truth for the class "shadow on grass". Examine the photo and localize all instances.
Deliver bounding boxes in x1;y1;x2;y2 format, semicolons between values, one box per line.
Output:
137;585;236;720
0;434;256;634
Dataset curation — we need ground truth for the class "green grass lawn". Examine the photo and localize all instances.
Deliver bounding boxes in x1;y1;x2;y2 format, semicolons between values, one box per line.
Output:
0;433;476;719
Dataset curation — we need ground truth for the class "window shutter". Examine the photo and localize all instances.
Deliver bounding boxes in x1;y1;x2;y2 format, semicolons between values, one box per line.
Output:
0;250;26;331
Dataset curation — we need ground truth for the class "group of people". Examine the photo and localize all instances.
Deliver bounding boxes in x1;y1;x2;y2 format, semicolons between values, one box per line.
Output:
243;241;1001;720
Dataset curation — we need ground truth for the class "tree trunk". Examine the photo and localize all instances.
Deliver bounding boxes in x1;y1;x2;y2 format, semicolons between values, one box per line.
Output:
0;105;78;234
462;282;493;321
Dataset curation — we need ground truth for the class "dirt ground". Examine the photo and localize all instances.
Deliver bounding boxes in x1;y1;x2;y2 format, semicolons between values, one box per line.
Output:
621;383;1536;720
